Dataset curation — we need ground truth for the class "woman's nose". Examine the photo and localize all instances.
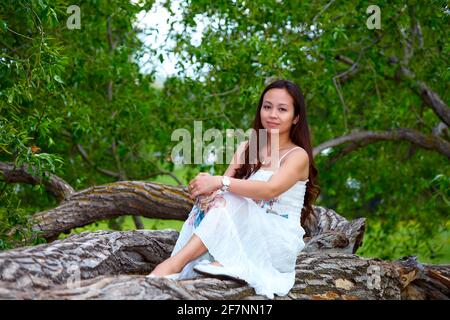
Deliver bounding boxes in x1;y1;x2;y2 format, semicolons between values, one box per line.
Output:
270;110;279;118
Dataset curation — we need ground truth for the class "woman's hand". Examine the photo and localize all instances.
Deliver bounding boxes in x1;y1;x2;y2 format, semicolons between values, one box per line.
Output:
188;172;222;199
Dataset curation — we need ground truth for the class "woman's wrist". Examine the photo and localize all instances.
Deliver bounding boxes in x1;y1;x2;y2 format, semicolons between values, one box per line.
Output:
215;175;223;190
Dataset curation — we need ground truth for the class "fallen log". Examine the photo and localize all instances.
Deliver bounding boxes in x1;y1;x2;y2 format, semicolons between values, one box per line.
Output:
0;230;447;300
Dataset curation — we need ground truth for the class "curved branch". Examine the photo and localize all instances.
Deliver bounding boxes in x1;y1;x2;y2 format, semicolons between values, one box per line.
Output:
338;52;449;127
313;128;450;159
31;181;193;240
416;81;450;127
386;58;450;126
204;85;240;98
0;161;74;201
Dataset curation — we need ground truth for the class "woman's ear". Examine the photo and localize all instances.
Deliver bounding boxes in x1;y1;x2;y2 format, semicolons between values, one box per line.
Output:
293;115;299;124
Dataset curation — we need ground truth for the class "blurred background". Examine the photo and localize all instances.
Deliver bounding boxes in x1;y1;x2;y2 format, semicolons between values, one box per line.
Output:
0;0;448;263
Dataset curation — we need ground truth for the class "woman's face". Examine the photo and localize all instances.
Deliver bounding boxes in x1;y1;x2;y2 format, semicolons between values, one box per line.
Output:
260;88;298;135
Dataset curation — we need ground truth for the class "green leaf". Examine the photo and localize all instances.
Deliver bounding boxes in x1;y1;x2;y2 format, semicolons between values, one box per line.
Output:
7;92;13;104
53;75;64;84
37;0;46;9
49;8;59;23
0;20;7;32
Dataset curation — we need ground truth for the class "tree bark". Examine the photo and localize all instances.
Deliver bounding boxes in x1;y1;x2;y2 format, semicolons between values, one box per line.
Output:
31;181;193;240
30;179;365;254
302;206;366;254
0;162;74;201
313;128;450;159
388;58;450;127
0;230;447;300
1;162;446;300
417;81;450;127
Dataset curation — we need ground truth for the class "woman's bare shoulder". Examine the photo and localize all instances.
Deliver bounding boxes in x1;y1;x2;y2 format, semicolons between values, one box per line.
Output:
282;146;309;168
288;145;308;158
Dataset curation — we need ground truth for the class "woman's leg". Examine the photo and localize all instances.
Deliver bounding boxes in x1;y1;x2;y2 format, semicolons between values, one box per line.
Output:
150;234;209;276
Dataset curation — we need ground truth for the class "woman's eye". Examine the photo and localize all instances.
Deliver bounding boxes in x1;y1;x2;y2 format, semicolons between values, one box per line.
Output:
280;108;287;112
263;105;271;109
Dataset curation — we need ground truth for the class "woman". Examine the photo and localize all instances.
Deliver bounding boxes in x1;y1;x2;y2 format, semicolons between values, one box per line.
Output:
148;79;320;299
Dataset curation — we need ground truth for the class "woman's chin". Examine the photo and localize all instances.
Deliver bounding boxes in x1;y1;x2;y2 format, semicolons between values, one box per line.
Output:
265;127;280;133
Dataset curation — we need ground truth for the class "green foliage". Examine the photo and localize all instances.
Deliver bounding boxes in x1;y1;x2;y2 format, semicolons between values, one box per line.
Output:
0;184;47;249
358;219;450;264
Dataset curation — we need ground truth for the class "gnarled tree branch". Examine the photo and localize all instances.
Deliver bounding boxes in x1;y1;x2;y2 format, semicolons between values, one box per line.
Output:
387;57;450;127
0;162;74;201
313;128;450;160
31;181;192;241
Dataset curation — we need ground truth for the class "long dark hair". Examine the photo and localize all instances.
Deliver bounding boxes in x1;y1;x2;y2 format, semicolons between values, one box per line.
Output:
233;79;320;229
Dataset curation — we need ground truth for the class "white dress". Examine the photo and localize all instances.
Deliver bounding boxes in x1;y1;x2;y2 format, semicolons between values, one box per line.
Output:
170;147;308;299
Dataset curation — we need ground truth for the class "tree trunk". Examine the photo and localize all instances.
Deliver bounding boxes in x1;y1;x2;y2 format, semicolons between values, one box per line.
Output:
0;230;448;300
29;181;366;254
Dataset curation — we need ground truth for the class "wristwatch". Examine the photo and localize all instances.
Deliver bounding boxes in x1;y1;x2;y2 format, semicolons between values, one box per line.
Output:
221;176;231;192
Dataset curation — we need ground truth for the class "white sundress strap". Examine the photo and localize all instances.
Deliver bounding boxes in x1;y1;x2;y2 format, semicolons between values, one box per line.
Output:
277;146;302;168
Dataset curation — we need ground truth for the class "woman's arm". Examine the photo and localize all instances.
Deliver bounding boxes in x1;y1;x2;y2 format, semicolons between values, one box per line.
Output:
189;145;309;201
226;148;309;199
220;141;273;200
